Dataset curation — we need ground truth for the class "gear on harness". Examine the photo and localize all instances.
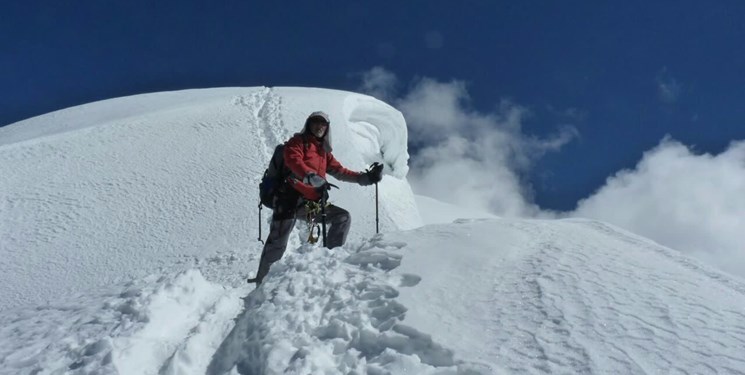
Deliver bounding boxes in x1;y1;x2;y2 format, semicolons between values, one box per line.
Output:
304;200;328;244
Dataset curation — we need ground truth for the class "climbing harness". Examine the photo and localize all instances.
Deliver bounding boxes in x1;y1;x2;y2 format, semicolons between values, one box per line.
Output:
304;200;327;244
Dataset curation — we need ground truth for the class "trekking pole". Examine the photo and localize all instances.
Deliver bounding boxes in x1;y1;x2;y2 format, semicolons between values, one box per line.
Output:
375;182;379;234
258;200;264;244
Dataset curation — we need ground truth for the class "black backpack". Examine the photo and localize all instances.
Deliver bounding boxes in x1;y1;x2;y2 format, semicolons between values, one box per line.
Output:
259;144;290;209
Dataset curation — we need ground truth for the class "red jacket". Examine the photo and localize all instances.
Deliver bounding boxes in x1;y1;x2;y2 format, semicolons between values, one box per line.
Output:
284;134;359;199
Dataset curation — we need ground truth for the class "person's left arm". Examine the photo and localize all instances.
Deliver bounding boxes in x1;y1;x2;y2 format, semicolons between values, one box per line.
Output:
326;152;361;183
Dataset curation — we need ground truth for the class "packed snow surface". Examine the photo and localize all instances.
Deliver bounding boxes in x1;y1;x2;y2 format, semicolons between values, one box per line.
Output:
2;219;744;374
1;87;744;374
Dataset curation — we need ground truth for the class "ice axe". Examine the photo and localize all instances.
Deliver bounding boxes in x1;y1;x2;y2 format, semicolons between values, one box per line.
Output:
318;182;338;247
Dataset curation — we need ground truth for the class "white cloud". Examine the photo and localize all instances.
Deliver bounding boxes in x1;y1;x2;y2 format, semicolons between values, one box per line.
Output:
359;66;398;103
359;68;578;217
573;138;745;277
397;78;471;143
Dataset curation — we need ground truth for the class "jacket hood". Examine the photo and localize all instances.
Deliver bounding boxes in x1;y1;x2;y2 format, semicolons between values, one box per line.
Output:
301;111;333;152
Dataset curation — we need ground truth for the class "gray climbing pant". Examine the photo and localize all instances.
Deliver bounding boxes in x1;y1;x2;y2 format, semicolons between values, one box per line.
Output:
254;203;351;283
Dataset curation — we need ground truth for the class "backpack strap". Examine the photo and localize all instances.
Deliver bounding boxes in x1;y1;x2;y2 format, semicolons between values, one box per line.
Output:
302;135;310;151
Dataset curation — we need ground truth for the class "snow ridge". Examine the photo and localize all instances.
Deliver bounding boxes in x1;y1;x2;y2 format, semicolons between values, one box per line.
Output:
585;220;745;296
388;218;745;374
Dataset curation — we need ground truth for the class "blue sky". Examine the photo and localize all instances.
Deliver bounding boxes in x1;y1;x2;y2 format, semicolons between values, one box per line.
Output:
3;1;744;211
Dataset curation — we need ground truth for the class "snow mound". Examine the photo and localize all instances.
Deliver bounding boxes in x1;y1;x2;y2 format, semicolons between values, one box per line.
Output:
0;87;421;310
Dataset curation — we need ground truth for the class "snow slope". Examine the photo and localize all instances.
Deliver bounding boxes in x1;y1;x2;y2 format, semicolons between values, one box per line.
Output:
415;194;497;225
2;218;744;374
2;87;744;374
0;87;420;310
391;218;745;373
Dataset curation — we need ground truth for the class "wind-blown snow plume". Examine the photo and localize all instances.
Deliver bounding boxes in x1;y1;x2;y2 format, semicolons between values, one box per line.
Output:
358;67;398;104
360;68;577;217
574;138;745;278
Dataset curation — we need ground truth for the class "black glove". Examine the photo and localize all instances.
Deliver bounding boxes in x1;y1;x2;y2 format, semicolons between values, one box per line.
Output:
358;162;384;186
315;182;338;202
318;186;330;202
